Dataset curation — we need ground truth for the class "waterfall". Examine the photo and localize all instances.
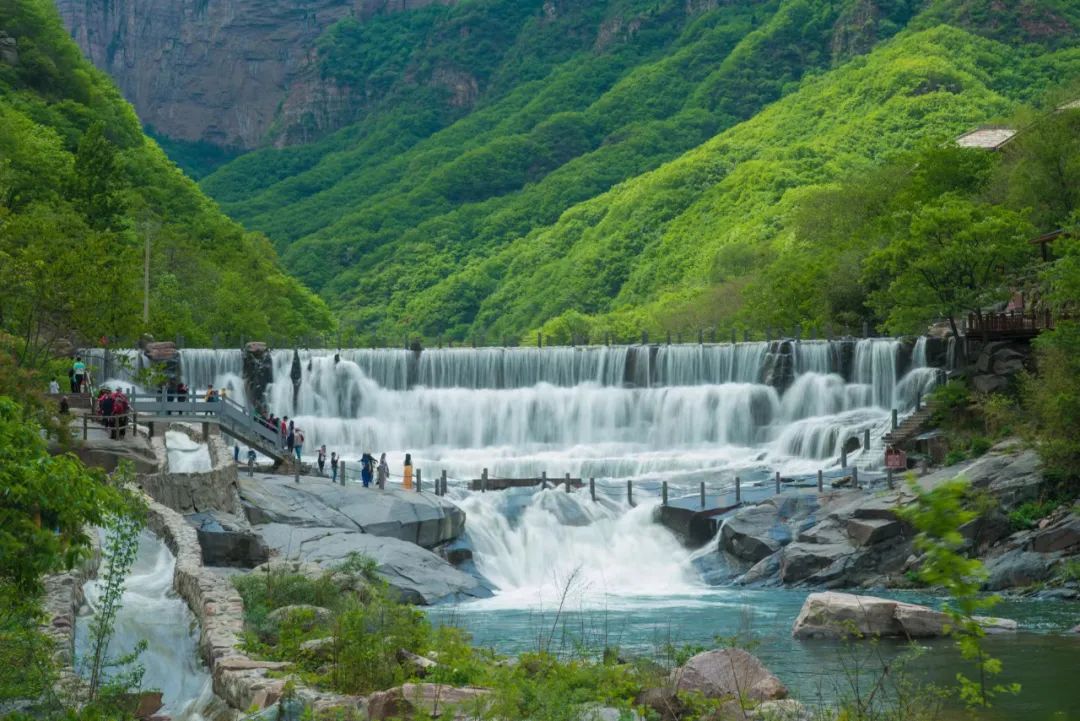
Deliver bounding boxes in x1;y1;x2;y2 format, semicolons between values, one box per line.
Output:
165;431;213;473
457;488;699;607
75;531;224;720
112;339;942;478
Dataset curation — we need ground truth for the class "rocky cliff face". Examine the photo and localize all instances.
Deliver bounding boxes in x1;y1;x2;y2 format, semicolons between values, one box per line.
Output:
55;0;453;149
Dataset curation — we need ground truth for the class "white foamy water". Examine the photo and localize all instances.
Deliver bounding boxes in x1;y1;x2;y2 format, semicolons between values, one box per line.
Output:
149;339;944;483
75;531;228;720
165;431;213;474
455;487;701;609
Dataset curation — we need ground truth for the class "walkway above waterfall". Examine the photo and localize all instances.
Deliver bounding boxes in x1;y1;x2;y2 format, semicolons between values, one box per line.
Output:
126;394;288;463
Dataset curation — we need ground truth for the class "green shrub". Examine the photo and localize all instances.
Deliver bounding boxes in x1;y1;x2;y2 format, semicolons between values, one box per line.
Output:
945;449;967;466
969;436;992;457
1007;499;1062;531
931;381;972;428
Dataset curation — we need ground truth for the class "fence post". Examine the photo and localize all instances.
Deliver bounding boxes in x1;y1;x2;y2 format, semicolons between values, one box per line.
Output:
841;445;848;469
891;408;898;431
626;480;634;506
340;461;345;486
852;466;859;489
700;481;706;508
590;477;596;502
864;428;871;451
416;468;422;493
887;468;894;489
294;461;300;484
482;468;488;492
862;320;870;338
661;481;668;506
735;476;741;504
817;469;824;493
537;332;542;348
743;329;750;343
83;415;88;440
641;330;649;345
731;328;737;345
666;331;672;345
565;472;571;492
698;329;704;345
915;391;922;411
775;471;781;494
541;471;547;489
441;470;447;497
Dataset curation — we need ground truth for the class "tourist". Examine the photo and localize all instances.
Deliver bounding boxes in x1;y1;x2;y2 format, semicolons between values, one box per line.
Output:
280;417;288;448
330;452;339;483
247;448;257;469
177;383;189;404
72;356;87;393
112;390;129;439
67;367;76;393
360;452;375;488
220;387;229;402
294;428;304;462
317;445;327;476
403;453;413;490
98;390;114;434
234;443;240;462
48;378;60;394
287;425;295;454
377;453;389;490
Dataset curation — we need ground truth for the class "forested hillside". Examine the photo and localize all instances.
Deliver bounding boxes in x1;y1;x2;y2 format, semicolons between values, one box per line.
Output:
0;0;333;362
197;0;1080;342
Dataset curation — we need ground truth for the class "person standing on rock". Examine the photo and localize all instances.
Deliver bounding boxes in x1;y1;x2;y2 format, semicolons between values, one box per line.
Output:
317;445;327;476
280;417;288;449
293;427;303;461
330;452;339;483
360;452;375;488
403;453;414;490
48;378;60;394
378;453;389;490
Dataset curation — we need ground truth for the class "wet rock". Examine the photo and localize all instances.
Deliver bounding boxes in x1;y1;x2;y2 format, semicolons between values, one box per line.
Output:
842;435;861;454
242;342;274;411
674;648;788;702
366;683;490;720
133;691;164;719
721;505;791;563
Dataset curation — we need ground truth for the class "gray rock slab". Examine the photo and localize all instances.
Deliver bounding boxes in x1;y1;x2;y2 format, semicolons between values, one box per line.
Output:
256;522;489;605
239;474;464;548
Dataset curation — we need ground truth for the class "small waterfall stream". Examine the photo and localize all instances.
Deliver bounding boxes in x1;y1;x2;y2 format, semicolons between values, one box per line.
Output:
75;530;228;721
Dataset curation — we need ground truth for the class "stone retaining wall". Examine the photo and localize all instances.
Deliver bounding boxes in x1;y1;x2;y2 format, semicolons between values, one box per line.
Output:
141;424;242;515
142;493;361;715
40;533;101;701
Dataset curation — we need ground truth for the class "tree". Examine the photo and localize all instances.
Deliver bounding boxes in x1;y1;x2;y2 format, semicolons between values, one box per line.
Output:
70;122;126;232
865;196;1033;339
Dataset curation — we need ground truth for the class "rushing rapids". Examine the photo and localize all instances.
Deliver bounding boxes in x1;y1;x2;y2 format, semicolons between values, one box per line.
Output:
143;337;943;483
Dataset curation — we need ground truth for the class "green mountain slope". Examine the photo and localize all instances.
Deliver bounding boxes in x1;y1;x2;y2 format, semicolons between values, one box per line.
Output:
0;0;333;356
199;0;1079;342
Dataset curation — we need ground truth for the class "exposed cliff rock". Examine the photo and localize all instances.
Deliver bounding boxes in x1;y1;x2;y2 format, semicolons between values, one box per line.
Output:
55;0;454;149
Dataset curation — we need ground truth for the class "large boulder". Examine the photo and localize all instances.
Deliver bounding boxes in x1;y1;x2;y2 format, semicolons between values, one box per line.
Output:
240;475;464;548
366;683;490;720
983;549;1059;590
720;505;791;563
242;342;274;411
256;523;489;604
779;542;855;584
673;648;788;702
792;592;1017;639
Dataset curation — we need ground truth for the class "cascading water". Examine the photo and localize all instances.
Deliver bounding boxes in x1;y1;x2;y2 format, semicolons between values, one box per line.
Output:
164;339;942;481
75;531;227;721
165;431;213;474
456;488;699;608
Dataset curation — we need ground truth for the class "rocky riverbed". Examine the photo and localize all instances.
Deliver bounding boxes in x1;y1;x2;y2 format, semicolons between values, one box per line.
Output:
699;441;1079;594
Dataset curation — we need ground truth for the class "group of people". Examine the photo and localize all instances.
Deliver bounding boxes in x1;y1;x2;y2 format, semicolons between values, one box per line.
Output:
94;388;131;439
309;447;410;490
